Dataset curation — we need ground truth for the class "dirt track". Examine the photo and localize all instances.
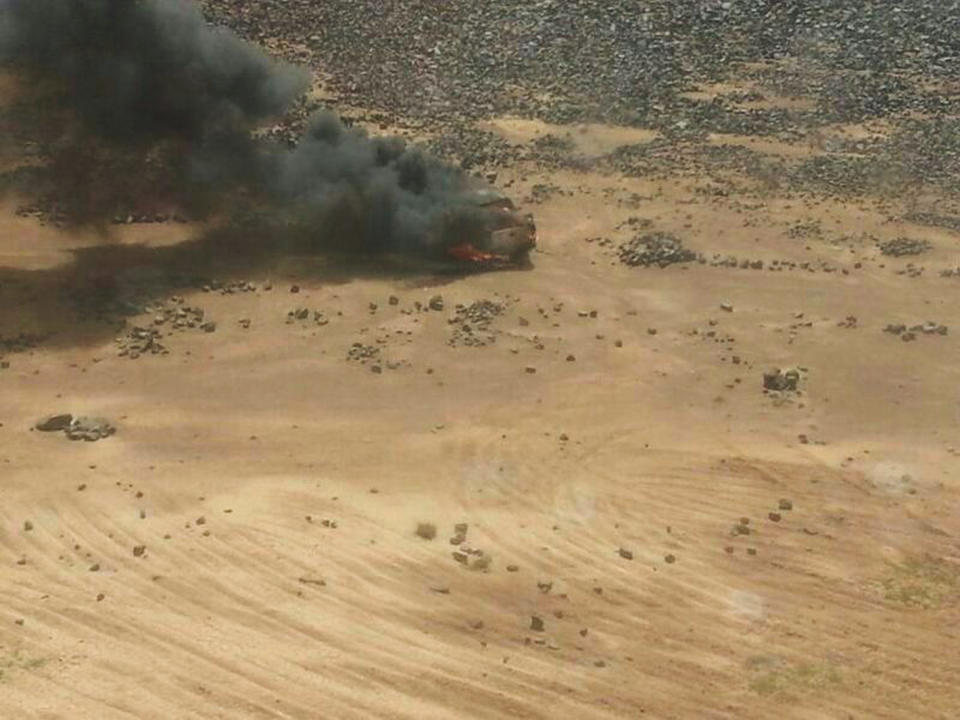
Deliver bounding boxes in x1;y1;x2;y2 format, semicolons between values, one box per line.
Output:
2;95;960;719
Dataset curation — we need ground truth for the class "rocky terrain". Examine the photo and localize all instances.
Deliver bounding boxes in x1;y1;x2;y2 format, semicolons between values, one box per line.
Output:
1;2;959;719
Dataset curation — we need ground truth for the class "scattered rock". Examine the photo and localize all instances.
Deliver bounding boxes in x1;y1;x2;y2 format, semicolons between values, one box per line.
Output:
885;321;947;338
618;232;698;268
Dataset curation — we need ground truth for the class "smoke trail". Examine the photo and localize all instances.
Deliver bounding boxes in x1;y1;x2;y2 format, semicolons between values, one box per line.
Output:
0;0;504;256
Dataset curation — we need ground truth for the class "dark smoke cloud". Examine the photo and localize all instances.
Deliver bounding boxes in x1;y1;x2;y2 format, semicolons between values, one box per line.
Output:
0;0;493;254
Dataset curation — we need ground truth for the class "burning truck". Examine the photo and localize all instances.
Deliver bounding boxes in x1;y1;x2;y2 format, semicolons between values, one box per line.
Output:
439;188;537;269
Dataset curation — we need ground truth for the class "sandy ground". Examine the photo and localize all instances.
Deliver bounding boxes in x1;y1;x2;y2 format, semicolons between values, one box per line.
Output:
2;115;960;719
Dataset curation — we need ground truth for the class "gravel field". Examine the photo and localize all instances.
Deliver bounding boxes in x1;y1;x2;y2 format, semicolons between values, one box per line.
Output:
196;0;960;198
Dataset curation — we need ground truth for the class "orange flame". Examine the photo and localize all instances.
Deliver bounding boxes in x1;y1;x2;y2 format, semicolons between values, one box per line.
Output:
447;244;499;263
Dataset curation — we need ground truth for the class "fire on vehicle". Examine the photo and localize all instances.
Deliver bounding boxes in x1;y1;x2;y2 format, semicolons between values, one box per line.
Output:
438;188;537;269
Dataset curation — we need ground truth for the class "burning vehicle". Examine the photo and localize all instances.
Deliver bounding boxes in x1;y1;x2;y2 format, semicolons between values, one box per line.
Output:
0;0;538;273
438;189;537;269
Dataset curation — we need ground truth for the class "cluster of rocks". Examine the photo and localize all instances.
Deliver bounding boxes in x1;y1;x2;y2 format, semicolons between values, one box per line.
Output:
14;202;69;227
884;322;948;341
115;300;214;359
116;326;169;359
35;414;116;442
447;300;504;347
894;263;925;278
605;239;849;277
725;499;793;555
286;307;329;326
618;232;698;268
786;219;824;240
762;368;802;393
523;183;565;205
703;256;851;276
346;342;403;373
200;279;262;294
346;343;380;364
448;523;490;572
702;254;765;271
878;237;932;257
110;212;188;225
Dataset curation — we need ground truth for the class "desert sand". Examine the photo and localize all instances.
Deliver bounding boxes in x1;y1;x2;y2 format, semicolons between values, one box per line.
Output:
2;74;960;720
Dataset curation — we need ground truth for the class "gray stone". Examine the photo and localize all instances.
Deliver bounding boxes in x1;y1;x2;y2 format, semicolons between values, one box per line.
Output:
35;414;73;432
65;416;116;442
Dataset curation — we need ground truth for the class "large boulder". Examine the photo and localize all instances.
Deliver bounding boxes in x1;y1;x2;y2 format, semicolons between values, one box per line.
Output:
65;416;117;442
35;414;74;432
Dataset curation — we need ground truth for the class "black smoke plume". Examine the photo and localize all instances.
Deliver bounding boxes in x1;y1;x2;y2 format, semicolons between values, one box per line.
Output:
0;0;495;255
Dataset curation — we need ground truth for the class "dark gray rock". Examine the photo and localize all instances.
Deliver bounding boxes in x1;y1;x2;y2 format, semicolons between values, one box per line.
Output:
35;414;73;432
763;368;800;392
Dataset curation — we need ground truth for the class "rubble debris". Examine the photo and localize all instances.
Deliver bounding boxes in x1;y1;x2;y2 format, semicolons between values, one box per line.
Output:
200;279;258;294
878;237;932;257
448;300;504;347
117;326;168;358
347;343;380;363
35;414;115;442
618;232;698;268
114;299;214;359
884;321;947;338
762;368;801;392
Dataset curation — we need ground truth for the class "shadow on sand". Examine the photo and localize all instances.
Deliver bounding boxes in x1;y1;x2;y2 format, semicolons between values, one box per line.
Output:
0;223;534;357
